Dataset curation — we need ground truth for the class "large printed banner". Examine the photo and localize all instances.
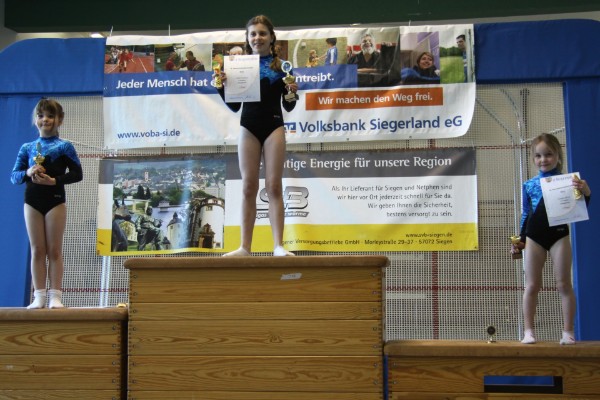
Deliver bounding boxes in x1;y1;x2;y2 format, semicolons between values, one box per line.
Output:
103;25;475;149
96;148;478;255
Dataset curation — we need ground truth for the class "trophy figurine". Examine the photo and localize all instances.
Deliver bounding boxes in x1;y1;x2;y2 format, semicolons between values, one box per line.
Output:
510;235;523;259
573;174;583;200
34;142;45;167
212;63;223;89
281;61;298;102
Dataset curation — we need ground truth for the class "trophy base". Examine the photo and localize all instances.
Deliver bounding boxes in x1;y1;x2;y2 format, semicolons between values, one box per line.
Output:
512;252;523;260
284;92;299;102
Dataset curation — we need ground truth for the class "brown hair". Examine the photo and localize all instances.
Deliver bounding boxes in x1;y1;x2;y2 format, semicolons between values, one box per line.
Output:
32;98;64;130
531;133;564;172
244;15;282;72
417;51;434;64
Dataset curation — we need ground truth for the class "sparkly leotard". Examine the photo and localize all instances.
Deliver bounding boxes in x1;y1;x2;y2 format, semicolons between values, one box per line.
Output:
519;168;590;250
219;55;296;145
11;136;83;215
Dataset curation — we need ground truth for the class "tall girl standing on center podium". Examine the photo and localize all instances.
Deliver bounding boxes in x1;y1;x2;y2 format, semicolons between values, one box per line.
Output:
215;15;298;257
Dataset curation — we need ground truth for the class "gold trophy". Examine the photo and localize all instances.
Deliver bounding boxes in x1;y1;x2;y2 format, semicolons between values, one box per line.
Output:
510;235;523;259
34;142;45;166
573;174;583;200
281;61;298;102
212;62;223;89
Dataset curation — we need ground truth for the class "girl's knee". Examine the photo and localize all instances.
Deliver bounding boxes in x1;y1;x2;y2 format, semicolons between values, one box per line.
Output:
264;181;282;198
46;248;62;262
524;284;542;295
30;244;47;258
555;281;574;295
241;182;259;198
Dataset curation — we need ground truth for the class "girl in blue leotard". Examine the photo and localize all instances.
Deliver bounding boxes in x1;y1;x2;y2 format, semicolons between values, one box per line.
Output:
10;99;83;308
216;15;297;257
512;133;590;345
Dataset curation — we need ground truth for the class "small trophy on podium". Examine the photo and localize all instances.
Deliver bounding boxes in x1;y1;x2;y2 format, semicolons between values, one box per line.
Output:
281;61;298;102
34;142;45;167
486;325;497;343
510;235;523;259
211;62;223;89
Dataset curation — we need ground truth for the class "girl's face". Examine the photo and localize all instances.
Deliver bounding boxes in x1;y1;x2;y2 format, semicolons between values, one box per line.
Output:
419;54;433;69
36;110;62;137
533;141;559;172
247;23;273;56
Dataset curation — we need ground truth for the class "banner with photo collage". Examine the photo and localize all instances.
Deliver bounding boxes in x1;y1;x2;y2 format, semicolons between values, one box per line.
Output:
103;24;475;149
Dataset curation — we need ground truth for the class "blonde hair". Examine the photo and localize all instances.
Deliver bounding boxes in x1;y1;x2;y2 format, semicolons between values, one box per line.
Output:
531;133;564;172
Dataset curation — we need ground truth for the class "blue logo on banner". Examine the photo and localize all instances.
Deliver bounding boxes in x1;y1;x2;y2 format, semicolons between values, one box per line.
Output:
284;122;297;134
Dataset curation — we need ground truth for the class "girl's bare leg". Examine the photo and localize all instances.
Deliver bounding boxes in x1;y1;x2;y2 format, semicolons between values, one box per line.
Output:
263;127;294;256
223;129;262;257
549;236;576;344
44;204;67;308
24;204;48;292
521;237;547;343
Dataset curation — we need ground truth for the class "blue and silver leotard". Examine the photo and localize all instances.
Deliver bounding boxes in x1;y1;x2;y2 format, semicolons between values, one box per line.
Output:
10;136;83;215
519;168;589;250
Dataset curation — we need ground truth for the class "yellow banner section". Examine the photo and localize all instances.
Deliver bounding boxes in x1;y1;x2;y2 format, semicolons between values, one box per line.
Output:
97;229;220;256
97;229;111;255
228;223;478;253
100;223;476;255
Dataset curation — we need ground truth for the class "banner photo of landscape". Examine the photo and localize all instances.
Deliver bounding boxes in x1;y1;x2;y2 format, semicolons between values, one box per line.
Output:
97;154;231;255
103;24;475;149
96;148;477;255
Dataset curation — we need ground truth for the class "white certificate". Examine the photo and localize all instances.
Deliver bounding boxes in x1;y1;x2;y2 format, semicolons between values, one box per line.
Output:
224;54;260;103
540;172;589;226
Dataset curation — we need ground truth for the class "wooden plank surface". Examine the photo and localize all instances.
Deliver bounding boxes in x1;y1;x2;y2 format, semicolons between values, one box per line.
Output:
384;340;600;358
388;356;600;395
0;320;123;355
0;355;122;390
0;307;128;321
0;390;123;399
129;320;382;356
125;256;386;397
129;301;382;321
130;266;382;303
125;255;389;270
127;391;384;400
128;355;382;392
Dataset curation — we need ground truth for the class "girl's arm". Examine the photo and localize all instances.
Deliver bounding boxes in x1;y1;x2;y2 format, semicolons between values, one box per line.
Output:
55;142;83;185
217;87;242;113
215;72;242;113
10;145;31;185
518;184;531;242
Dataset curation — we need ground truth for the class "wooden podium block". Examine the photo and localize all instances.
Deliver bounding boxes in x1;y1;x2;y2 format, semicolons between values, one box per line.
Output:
385;340;600;399
125;255;388;400
0;307;128;400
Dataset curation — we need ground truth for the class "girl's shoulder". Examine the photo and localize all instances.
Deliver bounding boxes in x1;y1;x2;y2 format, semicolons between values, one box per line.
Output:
20;138;39;151
523;175;541;193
